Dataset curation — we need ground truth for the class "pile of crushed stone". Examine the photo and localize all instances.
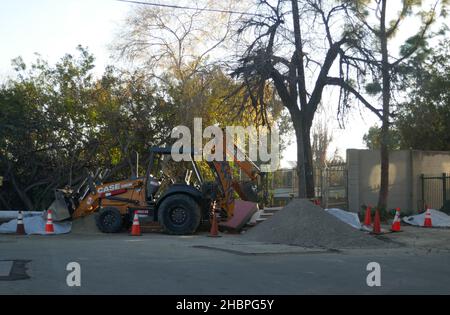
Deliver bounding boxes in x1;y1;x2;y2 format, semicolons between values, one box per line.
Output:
245;199;388;249
71;214;101;234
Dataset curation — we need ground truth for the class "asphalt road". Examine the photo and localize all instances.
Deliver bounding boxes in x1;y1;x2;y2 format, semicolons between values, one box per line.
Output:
1;229;450;295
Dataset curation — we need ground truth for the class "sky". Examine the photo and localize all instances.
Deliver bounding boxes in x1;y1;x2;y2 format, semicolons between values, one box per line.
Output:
0;0;126;77
0;0;399;167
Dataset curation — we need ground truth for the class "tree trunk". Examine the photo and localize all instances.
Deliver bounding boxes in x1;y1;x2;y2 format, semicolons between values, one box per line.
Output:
378;0;390;210
303;123;315;198
378;127;389;210
291;0;314;199
292;117;307;199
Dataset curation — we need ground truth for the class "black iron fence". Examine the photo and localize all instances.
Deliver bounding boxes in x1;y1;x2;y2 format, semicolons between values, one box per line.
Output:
421;173;450;210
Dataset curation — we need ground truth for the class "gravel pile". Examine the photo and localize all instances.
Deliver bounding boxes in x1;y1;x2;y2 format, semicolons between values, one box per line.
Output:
71;214;101;234
245;199;387;249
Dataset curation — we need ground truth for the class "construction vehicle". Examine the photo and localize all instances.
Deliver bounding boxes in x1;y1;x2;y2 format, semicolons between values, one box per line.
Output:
49;146;265;235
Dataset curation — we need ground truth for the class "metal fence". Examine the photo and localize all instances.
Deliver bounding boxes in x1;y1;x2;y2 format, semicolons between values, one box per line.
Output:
421;173;450;210
269;164;347;208
315;164;347;209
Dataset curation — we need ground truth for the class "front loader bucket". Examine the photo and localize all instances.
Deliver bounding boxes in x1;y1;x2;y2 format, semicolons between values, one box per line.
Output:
46;190;72;222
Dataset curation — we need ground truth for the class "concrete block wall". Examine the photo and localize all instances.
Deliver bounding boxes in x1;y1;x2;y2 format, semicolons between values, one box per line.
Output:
347;150;450;214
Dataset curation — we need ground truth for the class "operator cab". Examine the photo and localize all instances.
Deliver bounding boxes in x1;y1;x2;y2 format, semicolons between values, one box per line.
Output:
145;148;203;201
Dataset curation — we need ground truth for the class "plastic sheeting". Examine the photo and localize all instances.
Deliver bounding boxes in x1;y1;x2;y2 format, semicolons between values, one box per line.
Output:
402;209;450;228
0;211;43;220
0;213;72;235
325;208;362;230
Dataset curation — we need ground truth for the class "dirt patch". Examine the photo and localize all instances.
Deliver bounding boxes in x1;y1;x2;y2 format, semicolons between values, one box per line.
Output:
245;199;392;249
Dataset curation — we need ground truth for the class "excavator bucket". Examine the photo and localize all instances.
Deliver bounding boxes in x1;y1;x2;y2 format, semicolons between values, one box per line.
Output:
220;200;258;231
46;190;72;222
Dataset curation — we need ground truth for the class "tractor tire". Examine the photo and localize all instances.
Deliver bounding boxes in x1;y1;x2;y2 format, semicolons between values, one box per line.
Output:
95;207;123;233
158;194;201;235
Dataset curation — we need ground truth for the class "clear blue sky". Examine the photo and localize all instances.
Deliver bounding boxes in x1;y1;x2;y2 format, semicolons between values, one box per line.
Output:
0;0;127;78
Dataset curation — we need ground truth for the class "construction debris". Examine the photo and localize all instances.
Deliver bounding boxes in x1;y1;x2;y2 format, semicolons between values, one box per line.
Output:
244;199;387;249
402;209;450;228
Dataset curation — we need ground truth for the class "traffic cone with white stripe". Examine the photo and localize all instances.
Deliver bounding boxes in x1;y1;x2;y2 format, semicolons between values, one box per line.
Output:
391;208;402;232
423;206;433;228
130;211;142;236
45;210;55;234
16;211;26;235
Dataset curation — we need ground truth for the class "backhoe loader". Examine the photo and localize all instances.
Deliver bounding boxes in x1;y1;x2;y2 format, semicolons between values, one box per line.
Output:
48;146;264;235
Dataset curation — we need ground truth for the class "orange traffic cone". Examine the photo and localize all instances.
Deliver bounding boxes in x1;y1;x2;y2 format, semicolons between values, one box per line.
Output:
130;211;142;236
208;201;221;238
45;210;55;234
363;205;372;226
16;211;26;235
391;208;402;232
423;206;433;228
372;208;381;235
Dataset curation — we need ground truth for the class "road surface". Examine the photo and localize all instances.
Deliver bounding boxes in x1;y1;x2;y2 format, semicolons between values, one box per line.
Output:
1;228;449;294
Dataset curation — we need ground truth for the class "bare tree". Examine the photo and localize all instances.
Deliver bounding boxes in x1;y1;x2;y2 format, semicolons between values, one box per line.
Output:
312;116;333;169
114;1;239;83
231;0;365;198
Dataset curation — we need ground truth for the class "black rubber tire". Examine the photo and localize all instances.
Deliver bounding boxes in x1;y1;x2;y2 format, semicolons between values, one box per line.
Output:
158;194;201;235
95;207;123;233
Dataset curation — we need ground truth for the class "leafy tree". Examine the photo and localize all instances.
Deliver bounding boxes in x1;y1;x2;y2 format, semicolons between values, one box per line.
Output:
363;125;402;150
396;38;450;150
0;45;286;210
342;0;447;209
363;38;450;151
0;47;173;210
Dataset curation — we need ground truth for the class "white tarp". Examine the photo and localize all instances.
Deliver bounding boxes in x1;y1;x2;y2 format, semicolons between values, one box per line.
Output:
0;211;43;220
325;208;362;230
402;209;450;228
0;213;72;235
